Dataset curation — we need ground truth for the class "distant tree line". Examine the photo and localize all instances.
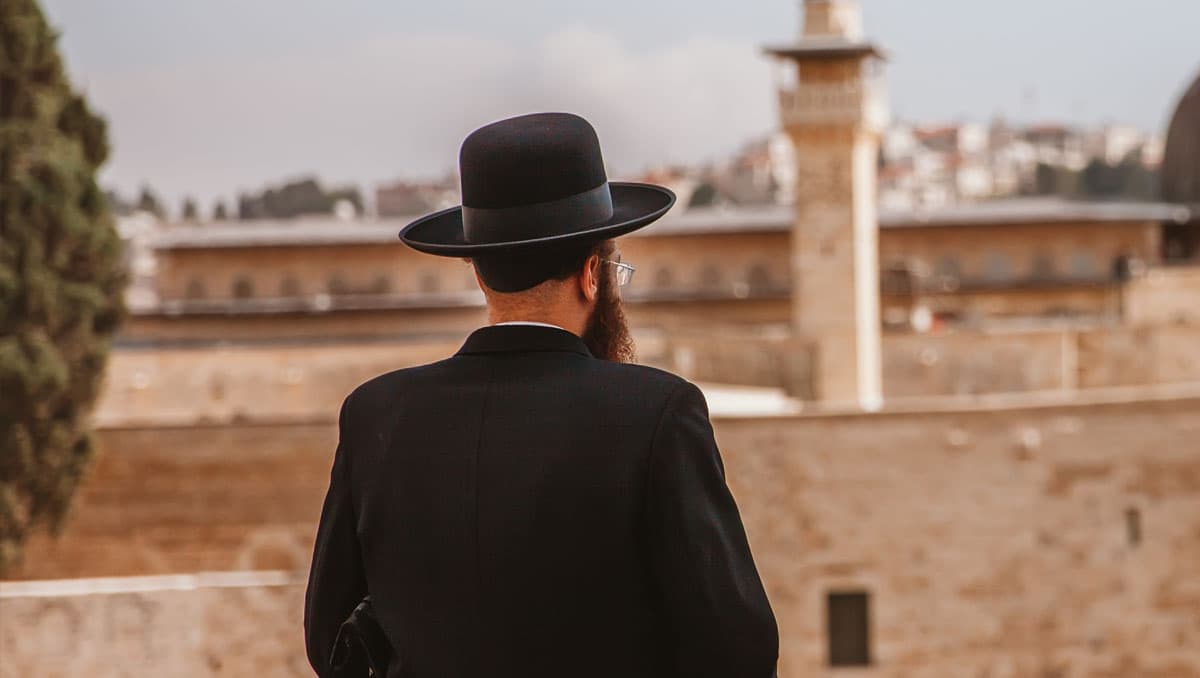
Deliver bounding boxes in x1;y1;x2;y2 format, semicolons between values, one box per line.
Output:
104;176;365;222
1029;151;1160;201
236;177;362;220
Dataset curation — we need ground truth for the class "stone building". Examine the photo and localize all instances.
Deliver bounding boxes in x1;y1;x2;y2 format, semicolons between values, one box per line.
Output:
134;198;1181;347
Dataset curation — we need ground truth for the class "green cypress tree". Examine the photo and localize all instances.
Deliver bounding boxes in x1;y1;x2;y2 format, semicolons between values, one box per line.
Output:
0;0;127;572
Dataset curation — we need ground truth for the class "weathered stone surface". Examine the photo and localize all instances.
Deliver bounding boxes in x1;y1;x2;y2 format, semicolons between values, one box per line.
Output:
0;575;308;678
716;395;1200;677
5;391;1199;676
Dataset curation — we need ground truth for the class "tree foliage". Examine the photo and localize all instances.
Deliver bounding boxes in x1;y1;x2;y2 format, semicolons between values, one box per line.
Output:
0;0;126;571
136;184;164;218
1079;153;1159;201
180;196;198;221
1028;155;1159;201
237;176;363;220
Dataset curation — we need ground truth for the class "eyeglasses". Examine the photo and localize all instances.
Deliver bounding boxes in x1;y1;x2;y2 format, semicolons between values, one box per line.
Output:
602;257;636;287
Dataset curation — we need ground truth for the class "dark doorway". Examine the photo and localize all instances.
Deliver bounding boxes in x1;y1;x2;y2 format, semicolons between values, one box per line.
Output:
827;591;871;667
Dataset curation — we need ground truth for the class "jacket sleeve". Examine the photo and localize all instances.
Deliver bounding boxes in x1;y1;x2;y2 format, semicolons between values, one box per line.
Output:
304;396;368;677
645;381;779;678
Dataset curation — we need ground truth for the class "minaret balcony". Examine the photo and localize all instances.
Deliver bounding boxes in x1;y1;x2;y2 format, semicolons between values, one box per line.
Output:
778;81;888;131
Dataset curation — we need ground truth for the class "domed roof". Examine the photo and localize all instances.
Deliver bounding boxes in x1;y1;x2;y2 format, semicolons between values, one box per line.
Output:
1163;69;1200;205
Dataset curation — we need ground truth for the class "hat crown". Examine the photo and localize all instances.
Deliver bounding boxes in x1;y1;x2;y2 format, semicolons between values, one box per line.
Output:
459;113;609;210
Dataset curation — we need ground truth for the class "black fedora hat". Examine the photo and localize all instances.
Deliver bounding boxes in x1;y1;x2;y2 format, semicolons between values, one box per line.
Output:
399;112;676;256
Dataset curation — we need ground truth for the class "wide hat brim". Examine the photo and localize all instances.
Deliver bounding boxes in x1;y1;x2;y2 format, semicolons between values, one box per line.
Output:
399;182;676;256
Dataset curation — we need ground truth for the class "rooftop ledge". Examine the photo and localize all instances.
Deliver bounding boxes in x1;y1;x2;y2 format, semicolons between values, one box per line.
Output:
0;570;298;598
712;380;1200;422
89;381;1200;431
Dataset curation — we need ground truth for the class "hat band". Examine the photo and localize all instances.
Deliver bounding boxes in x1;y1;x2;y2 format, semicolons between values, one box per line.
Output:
462;183;614;245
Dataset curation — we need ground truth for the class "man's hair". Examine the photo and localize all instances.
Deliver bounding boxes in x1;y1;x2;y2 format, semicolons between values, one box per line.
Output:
472;240;611;293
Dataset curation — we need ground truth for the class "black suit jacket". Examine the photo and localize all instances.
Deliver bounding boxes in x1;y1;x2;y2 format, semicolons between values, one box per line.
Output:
305;325;778;678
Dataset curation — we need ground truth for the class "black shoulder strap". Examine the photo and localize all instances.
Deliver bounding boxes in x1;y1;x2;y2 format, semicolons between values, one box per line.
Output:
330;597;395;677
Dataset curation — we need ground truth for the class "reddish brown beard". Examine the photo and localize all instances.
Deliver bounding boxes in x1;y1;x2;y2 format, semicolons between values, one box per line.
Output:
582;262;635;363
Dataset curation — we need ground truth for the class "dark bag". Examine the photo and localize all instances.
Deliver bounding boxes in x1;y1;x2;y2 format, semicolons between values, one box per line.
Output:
329;597;394;677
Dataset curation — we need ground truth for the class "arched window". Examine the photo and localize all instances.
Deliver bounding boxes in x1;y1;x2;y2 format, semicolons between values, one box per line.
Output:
984;252;1012;283
699;263;723;290
1112;254;1143;281
232;276;255;299
1032;252;1056;280
935;256;961;280
934;256;961;292
185;278;206;300
420;271;440;295
280;276;302;298
1069;251;1097;279
328;274;348;295
372;274;393;295
880;262;914;296
747;264;773;294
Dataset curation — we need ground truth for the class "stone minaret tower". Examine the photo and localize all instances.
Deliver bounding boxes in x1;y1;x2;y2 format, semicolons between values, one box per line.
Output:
766;0;887;411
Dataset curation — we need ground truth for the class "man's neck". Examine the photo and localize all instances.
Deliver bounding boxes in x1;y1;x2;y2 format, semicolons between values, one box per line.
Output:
487;309;586;336
493;320;566;331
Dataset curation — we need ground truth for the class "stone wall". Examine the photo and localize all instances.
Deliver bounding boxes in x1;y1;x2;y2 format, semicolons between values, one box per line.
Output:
717;393;1200;677
659;328;814;399
0;573;308;678
1077;326;1200;388
96;321;1200;430
883;325;1200;398
882;328;1076;397
7;390;1200;677
1123;266;1200;326
9;423;334;580
96;341;461;427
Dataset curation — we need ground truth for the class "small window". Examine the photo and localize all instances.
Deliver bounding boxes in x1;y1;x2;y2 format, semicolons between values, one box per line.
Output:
827;591;871;667
372;274;392;295
935;256;961;280
280;276;301;298
747;264;773;293
1032;252;1055;279
185;278;206;300
1112;255;1141;282
420;272;440;294
699;264;723;290
984;252;1012;282
654;267;674;289
1126;507;1141;546
934;256;962;292
232;276;255;299
881;262;913;296
1069;251;1097;279
328;274;348;295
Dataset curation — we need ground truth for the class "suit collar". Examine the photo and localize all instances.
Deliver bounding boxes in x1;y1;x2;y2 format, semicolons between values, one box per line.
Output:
457;324;592;357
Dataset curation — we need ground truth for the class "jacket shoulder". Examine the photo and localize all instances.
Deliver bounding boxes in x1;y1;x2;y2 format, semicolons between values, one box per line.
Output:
589;360;696;400
340;358;455;415
341;356;697;418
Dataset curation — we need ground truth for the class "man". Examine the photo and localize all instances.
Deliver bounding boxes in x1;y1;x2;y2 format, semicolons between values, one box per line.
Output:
305;112;778;678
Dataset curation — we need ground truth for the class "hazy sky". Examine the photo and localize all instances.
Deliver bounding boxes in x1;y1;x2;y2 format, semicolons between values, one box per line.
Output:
41;0;1200;211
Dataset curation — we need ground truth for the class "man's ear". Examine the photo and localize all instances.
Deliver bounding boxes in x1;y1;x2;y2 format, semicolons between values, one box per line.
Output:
580;254;601;303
